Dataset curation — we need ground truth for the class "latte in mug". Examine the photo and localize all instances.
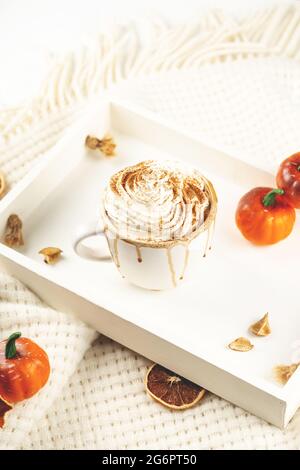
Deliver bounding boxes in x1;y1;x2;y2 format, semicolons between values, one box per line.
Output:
101;160;217;290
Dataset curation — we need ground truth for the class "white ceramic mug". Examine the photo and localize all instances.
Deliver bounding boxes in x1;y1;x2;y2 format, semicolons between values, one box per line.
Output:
73;179;217;290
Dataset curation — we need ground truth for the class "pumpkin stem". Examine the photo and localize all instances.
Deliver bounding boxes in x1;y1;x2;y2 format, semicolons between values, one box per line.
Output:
262;189;284;207
5;332;21;359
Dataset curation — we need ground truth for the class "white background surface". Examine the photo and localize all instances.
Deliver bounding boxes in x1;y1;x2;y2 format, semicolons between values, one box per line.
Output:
0;0;291;106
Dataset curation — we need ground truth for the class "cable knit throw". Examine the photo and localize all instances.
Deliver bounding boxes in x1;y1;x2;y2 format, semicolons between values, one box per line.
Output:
1;4;300;449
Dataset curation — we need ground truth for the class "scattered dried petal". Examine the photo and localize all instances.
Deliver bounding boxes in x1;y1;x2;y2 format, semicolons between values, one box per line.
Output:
0;171;6;199
274;363;299;385
4;214;24;247
250;313;271;337
228;337;253;352
85;134;116;157
85;135;99;150
0;397;12;428
39;247;63;264
145;364;205;410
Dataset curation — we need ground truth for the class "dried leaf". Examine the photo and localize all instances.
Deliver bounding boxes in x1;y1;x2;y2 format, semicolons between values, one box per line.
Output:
228;337;253;352
39;247;63;264
0;171;6;199
0;397;12;428
250;313;271;337
274;363;299;385
85;134;116;157
4;214;24;247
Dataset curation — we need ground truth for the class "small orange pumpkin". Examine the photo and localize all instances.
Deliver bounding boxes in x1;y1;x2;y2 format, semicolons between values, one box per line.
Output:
0;332;50;427
236;187;295;245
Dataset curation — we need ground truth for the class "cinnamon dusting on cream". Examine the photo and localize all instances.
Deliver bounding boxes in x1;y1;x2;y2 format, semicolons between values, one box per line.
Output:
103;160;217;247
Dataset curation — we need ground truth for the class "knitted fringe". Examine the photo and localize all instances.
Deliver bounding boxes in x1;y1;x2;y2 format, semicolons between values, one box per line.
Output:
0;4;300;145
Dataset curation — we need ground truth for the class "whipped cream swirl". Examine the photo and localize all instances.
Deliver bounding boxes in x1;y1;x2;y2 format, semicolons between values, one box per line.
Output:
102;160;212;244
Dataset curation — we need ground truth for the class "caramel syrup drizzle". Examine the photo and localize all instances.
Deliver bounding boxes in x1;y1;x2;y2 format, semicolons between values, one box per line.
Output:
106;216;214;288
136;245;142;263
113;235;120;268
167;247;177;288
179;242;190;280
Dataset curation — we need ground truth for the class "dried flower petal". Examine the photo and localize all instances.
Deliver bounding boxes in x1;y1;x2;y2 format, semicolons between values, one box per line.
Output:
4;214;24;247
250;313;271;337
39;247;62;264
85;134;116;157
274;363;299;385
0;171;6;199
228;337;253;352
0;397;12;428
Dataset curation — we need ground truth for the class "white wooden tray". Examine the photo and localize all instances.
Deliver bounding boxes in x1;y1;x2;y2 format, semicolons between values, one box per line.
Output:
0;96;300;428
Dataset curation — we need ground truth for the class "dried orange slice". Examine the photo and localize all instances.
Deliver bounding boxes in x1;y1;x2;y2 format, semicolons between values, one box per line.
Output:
145;363;205;410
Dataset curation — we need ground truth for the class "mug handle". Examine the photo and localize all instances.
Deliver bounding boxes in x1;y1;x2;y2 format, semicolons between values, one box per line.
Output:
73;220;112;261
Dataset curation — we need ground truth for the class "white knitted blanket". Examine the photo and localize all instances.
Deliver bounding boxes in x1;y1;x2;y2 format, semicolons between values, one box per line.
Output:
1;4;300;449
